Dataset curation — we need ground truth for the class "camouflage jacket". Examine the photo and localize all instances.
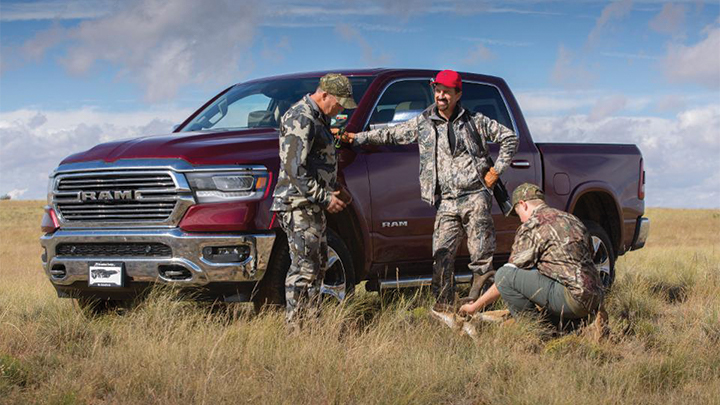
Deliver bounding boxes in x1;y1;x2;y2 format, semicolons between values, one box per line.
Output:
509;203;604;311
271;95;337;211
354;104;517;205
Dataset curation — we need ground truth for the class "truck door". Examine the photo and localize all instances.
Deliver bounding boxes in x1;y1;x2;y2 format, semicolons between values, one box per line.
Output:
361;79;435;273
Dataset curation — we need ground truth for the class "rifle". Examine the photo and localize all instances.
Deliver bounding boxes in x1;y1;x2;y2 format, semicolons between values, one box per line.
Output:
464;114;514;217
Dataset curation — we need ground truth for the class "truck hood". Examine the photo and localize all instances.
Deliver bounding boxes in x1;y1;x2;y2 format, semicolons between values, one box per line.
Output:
60;128;280;168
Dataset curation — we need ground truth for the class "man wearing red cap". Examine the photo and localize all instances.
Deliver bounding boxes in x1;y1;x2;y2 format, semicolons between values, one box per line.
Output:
338;70;518;315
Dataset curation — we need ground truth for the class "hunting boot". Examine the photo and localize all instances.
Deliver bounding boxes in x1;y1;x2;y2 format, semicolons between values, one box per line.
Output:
462;270;496;303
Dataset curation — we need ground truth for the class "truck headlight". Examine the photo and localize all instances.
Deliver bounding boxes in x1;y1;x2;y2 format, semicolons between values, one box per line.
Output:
47;176;56;205
186;169;271;203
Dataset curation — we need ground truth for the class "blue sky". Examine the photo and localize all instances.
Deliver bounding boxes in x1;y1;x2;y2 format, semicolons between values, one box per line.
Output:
1;0;719;207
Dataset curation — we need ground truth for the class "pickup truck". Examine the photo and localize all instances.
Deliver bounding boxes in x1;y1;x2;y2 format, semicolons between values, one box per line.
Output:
40;68;650;310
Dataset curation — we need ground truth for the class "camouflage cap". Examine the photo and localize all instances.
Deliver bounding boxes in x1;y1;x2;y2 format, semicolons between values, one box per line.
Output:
319;73;358;109
510;183;545;216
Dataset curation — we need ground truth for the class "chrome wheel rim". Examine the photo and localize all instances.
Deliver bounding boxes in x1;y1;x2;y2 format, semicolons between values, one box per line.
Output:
320;246;347;301
591;235;612;286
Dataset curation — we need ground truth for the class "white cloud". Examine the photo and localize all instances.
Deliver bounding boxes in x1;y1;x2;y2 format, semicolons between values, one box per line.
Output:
0;0;113;21
335;24;392;66
20;24;67;61
21;0;258;102
649;3;686;36
655;94;687;113
588;95;627;122
663;23;720;89
464;44;495;65
526;103;720;208
550;45;595;89
260;37;291;64
7;189;28;199
587;0;633;46
516;91;598;114
600;51;660;61
0;107;192;200
455;36;532;47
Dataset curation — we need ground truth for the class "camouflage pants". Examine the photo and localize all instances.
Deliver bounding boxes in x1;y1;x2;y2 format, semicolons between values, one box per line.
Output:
432;190;496;304
278;204;328;323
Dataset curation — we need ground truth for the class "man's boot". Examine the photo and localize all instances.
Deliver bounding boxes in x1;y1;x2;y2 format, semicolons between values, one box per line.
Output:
463;270;496;303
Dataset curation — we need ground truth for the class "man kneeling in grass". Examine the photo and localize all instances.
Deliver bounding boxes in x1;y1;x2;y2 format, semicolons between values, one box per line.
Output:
457;183;607;333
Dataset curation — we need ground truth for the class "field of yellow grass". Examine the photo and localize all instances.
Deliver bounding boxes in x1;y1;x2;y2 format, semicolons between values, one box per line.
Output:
1;201;719;404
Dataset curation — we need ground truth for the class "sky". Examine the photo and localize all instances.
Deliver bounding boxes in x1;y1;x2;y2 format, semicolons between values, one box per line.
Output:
0;0;719;208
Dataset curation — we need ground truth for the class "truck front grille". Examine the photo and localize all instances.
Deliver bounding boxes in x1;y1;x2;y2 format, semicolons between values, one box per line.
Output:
57;243;172;257
52;171;190;225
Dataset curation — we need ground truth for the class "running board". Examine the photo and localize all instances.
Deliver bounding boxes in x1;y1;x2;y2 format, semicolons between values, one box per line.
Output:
378;273;473;290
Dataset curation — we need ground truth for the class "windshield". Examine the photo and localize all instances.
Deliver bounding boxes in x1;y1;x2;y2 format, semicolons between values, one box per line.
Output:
180;76;373;132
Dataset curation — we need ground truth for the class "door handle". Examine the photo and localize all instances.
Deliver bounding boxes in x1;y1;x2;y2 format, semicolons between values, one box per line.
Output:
511;160;531;168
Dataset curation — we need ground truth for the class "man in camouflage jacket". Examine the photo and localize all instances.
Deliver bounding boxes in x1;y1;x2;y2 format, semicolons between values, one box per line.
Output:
270;73;357;324
459;183;605;325
340;70;518;307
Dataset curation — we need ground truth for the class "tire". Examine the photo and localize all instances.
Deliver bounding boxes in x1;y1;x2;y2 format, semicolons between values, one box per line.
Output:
582;220;616;290
252;228;356;312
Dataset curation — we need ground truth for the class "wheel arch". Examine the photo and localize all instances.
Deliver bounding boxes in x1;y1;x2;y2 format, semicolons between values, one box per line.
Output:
326;205;366;284
566;183;622;256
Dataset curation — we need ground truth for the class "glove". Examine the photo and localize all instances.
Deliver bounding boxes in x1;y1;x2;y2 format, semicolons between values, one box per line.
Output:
484;167;499;189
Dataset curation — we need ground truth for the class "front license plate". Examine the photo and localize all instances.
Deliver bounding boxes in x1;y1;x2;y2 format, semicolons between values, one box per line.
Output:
88;262;124;287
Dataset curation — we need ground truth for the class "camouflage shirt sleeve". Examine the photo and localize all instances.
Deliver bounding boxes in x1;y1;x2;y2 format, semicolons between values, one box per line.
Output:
474;114;518;175
509;220;542;269
279;115;332;207
353;114;421;146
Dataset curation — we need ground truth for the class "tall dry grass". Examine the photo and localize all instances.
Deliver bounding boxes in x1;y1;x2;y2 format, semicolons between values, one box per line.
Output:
1;201;719;404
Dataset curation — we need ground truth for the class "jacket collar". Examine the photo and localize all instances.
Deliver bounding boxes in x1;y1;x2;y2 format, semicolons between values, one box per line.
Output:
304;94;330;126
428;103;468;124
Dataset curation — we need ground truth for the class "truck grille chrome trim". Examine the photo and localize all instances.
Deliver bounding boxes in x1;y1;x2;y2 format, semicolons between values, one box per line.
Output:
51;170;194;228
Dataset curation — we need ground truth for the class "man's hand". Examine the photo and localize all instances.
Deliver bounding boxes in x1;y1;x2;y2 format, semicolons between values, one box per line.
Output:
332;129;356;143
459;303;475;316
327;191;348;214
336;187;353;205
484;167;499;189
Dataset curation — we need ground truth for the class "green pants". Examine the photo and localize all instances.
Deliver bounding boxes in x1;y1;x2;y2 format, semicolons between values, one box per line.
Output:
495;264;590;324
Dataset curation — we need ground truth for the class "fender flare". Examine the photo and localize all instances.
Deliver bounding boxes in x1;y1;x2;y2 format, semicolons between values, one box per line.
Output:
565;181;623;254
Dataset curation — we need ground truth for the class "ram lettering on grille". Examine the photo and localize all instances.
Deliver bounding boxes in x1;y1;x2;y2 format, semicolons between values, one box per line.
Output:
80;190;141;201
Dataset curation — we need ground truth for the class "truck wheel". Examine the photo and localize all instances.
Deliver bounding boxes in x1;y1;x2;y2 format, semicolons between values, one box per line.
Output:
252;228;356;312
582;221;615;290
321;229;356;302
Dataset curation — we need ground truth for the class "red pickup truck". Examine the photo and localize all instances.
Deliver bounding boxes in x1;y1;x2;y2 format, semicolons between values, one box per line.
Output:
40;68;649;309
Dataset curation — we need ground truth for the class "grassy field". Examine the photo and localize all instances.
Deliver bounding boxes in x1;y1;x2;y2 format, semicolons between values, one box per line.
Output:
1;201;719;404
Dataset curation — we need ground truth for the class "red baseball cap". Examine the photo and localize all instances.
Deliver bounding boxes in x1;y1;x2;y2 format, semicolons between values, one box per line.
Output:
431;70;462;90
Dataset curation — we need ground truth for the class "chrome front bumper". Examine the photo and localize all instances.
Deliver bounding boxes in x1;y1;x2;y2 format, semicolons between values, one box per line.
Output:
40;228;276;287
631;217;650;250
